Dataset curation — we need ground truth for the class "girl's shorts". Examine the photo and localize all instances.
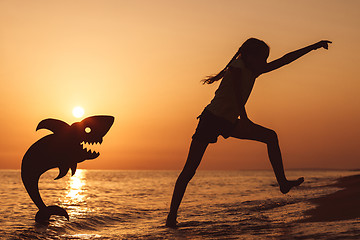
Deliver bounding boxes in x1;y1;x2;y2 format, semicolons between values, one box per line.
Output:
192;109;237;143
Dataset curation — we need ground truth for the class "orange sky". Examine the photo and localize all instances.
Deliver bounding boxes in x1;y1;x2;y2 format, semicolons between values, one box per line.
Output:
1;0;359;170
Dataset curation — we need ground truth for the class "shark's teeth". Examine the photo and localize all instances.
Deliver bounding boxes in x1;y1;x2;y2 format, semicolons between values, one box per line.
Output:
81;141;102;155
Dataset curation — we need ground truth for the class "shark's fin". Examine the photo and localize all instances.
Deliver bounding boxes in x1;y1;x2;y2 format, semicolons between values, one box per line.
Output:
36;119;70;134
54;166;69;180
70;163;77;176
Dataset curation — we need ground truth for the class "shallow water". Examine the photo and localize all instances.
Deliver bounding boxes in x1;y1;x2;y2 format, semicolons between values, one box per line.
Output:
0;169;359;239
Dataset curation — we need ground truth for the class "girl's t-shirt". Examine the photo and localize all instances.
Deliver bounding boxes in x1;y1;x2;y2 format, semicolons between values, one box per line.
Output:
205;58;256;123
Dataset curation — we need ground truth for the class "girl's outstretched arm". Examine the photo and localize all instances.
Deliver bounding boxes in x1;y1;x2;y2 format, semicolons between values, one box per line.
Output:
261;40;332;75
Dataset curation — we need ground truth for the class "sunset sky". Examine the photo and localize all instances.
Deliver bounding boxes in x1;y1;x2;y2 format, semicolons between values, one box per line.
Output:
1;0;359;170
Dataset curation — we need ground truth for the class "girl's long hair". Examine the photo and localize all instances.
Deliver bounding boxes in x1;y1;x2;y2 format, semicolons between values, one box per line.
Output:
202;38;269;84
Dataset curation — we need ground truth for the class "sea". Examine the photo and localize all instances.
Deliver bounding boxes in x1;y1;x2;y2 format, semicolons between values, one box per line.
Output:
0;169;359;239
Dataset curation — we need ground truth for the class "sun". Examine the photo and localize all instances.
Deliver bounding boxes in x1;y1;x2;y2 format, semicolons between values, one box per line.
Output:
72;106;85;118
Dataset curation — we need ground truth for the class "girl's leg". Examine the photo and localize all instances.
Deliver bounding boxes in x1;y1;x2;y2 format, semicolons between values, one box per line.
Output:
166;139;209;227
230;121;303;194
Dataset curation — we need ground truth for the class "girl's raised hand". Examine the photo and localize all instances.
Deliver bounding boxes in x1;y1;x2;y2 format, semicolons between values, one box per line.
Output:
314;40;332;50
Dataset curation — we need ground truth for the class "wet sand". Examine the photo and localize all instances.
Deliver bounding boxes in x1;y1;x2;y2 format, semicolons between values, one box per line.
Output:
303;174;360;222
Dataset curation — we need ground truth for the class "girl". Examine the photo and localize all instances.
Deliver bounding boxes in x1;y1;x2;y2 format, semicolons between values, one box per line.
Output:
166;38;332;228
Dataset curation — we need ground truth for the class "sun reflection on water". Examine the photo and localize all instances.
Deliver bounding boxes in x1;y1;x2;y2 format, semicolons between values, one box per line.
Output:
66;170;86;203
60;169;91;218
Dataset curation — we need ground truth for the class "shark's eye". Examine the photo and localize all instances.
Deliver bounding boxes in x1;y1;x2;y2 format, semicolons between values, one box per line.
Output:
85;127;91;133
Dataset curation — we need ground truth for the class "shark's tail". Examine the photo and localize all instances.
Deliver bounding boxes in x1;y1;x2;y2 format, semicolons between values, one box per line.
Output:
35;205;69;223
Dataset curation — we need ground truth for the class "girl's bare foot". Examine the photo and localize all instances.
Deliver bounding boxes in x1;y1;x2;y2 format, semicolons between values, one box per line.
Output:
280;177;304;194
165;214;177;228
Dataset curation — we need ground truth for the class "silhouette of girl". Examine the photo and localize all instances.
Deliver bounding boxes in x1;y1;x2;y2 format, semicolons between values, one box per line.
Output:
166;38;331;227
